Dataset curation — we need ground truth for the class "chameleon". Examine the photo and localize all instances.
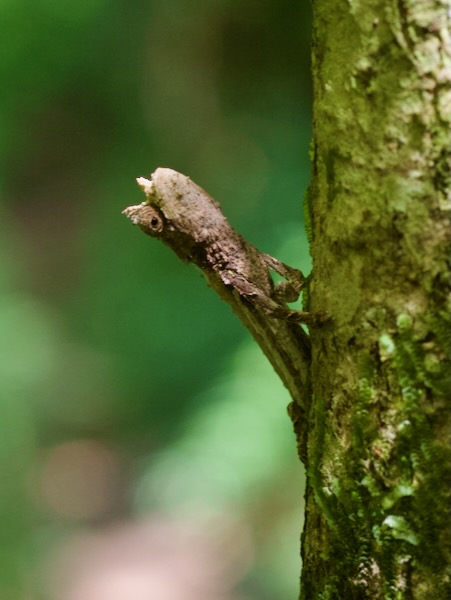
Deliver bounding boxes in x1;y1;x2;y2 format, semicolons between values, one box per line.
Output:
123;168;320;428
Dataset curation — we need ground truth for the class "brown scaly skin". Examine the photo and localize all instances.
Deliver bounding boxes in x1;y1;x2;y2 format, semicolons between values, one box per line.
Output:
123;168;327;454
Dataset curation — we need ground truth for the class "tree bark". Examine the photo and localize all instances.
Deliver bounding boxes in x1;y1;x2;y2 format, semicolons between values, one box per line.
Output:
301;0;450;598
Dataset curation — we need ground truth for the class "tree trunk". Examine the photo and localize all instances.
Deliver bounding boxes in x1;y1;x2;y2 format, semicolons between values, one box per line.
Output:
301;1;450;598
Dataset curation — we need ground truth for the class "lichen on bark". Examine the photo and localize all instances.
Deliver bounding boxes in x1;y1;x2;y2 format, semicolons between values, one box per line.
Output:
301;0;450;598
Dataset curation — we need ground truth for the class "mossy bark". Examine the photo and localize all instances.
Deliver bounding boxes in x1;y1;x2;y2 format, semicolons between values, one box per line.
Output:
301;0;450;598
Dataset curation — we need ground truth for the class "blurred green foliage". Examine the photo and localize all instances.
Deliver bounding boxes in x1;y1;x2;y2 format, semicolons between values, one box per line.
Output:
1;1;311;597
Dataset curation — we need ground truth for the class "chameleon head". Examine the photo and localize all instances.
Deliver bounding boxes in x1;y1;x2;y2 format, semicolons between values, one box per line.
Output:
124;167;233;264
124;168;183;237
123;168;207;262
136;168;227;235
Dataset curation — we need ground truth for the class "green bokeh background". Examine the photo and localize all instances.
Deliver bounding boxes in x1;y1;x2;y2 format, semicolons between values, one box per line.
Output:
1;1;312;598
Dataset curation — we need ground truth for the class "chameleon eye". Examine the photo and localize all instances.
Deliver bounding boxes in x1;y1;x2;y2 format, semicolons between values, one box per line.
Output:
140;206;164;233
149;213;163;232
150;216;161;229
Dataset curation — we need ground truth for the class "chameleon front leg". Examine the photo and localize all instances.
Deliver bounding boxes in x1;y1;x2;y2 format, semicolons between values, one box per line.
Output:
220;267;316;324
261;254;330;324
262;253;306;304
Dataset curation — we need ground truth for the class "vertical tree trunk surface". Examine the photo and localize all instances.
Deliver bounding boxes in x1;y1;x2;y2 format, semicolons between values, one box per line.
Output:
302;0;450;598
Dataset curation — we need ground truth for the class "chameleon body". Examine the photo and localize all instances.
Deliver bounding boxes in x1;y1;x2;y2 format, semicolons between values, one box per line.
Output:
123;168;313;426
